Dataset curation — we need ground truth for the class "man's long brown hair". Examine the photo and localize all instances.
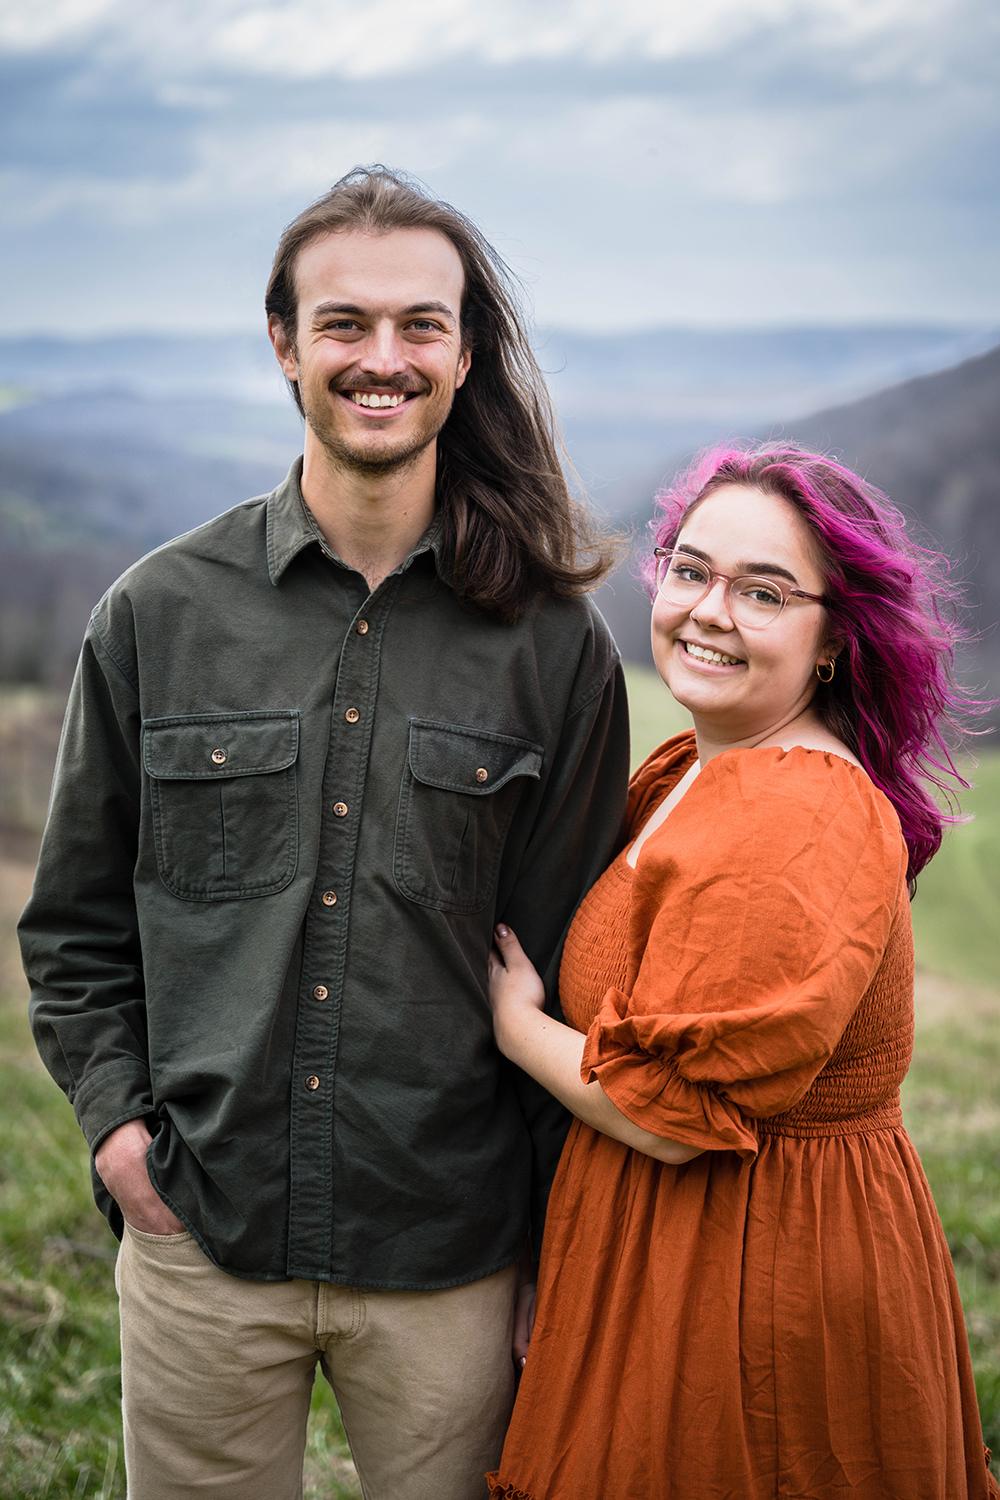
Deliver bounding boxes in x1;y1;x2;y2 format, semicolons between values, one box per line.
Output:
265;166;617;622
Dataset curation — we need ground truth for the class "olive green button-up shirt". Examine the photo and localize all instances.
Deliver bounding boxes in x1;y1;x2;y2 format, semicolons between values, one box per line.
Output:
20;462;630;1288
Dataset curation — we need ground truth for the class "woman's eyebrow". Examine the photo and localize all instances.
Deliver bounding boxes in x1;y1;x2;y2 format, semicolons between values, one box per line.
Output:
678;543;799;586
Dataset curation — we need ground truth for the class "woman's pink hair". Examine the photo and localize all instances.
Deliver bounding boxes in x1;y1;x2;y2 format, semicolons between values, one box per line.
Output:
644;441;986;882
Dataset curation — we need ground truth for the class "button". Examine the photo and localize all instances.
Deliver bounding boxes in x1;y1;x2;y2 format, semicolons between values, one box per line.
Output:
321;890;337;907
312;984;329;1001
476;767;489;783
345;708;359;724
356;620;369;635
211;748;228;765
305;1075;320;1091
333;801;348;817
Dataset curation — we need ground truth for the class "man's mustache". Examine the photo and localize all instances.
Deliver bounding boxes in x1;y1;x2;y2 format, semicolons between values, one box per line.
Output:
334;376;430;395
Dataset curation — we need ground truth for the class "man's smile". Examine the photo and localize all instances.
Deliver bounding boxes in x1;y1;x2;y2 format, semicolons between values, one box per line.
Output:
347;391;413;408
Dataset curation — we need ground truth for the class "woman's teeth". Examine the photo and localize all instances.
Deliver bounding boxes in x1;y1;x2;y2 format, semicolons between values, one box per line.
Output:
350;392;407;407
684;642;743;666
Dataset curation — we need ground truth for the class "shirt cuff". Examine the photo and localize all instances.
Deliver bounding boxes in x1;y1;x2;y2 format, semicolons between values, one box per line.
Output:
72;1057;155;1152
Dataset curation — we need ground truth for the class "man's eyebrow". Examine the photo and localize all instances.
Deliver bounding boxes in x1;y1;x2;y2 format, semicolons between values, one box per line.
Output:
679;543;800;586
402;301;456;319
311;301;364;319
309;300;457;321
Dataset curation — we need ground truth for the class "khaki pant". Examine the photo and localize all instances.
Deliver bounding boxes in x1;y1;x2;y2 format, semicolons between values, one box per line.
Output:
116;1223;517;1500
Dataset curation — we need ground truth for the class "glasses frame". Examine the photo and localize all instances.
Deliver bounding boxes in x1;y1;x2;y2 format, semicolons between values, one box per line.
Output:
653;547;826;629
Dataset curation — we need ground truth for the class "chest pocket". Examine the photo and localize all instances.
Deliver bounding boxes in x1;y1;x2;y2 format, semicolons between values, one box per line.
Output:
394;719;544;914
143;711;299;901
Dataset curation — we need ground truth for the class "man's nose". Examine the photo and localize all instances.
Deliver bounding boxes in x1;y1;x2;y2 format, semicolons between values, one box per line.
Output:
359;322;408;379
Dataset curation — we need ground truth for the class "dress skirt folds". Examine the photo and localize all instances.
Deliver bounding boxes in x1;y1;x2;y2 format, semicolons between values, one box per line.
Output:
487;733;998;1500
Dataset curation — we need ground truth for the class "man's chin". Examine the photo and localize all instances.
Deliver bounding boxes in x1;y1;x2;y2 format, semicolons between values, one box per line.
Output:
314;428;436;479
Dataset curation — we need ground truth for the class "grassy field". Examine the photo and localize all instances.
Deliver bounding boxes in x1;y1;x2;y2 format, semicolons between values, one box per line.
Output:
1;681;998;1494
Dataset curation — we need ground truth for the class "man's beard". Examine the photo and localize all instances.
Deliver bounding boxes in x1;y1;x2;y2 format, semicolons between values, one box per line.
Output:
301;380;453;479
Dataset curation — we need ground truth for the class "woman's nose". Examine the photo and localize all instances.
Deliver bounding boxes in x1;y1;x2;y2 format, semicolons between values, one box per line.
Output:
690;578;734;628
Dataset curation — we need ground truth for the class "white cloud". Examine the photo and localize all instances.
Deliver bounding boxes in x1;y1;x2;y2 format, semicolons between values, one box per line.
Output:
501;96;810;206
0;114;493;228
204;0;964;78
0;0;968;77
0;0;117;49
0;0;995;334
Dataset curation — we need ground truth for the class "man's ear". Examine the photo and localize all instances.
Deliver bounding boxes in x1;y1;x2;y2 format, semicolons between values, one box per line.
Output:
268;314;299;379
455;345;472;390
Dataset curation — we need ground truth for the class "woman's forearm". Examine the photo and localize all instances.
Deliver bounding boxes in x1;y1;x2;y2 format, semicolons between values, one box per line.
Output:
495;1005;702;1166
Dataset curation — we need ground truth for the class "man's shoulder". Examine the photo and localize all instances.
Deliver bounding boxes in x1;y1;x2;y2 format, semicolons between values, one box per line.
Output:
117;494;271;588
526;588;616;644
520;591;621;714
94;494;272;616
84;492;275;674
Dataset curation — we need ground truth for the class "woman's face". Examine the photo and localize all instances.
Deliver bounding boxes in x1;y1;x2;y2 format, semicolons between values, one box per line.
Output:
651;483;836;745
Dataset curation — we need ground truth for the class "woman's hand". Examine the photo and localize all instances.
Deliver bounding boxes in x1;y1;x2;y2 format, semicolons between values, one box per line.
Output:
488;924;546;1053
512;1243;538;1368
486;923;704;1168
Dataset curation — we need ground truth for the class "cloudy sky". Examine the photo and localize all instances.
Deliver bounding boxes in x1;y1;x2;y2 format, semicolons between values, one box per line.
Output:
2;0;998;336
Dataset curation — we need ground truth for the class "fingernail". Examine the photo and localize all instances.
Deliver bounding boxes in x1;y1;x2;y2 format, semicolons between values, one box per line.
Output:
496;924;509;938
519;1356;526;1368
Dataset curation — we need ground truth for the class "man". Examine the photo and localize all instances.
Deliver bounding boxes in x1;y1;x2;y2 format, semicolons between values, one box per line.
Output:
19;167;629;1500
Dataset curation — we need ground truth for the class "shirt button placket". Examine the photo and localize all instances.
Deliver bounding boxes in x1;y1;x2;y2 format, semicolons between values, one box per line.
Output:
287;581;394;1276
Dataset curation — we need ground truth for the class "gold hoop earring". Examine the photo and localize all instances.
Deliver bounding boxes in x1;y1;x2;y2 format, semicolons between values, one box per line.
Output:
816;660;835;684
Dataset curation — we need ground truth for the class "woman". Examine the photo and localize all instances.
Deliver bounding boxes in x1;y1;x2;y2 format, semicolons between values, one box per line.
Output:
486;444;998;1500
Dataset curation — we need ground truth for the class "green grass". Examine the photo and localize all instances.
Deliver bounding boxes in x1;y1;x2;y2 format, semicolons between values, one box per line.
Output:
622;663;693;770
909;753;1000;988
1;681;998;1490
902;997;1000;1465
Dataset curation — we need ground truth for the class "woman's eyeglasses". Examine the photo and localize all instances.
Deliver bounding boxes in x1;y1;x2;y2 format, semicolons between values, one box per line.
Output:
653;548;825;630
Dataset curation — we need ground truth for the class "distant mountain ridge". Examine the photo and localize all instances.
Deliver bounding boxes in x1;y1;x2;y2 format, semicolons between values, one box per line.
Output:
0;326;997;697
595;343;1000;719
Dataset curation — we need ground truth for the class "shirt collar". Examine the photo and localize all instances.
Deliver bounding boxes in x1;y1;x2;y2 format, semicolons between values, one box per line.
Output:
266;457;446;586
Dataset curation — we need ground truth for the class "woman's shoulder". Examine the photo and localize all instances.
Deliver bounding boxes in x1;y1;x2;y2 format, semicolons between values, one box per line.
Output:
627;730;698;826
712;741;877;800
695;744;906;878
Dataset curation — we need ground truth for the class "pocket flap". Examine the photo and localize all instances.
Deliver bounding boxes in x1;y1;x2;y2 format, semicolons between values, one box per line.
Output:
142;712;300;780
407;719;543;795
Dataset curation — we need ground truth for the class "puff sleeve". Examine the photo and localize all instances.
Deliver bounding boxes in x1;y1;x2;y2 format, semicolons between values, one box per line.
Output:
580;746;908;1157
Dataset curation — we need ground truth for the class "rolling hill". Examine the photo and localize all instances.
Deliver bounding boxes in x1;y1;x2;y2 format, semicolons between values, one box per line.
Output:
595;342;1000;720
0;328;996;698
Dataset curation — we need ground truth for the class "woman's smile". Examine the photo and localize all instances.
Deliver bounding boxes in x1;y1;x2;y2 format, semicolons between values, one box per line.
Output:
678;639;746;669
652;482;834;749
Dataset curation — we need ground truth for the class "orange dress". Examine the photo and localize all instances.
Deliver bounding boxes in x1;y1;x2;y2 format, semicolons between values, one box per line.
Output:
489;732;998;1500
